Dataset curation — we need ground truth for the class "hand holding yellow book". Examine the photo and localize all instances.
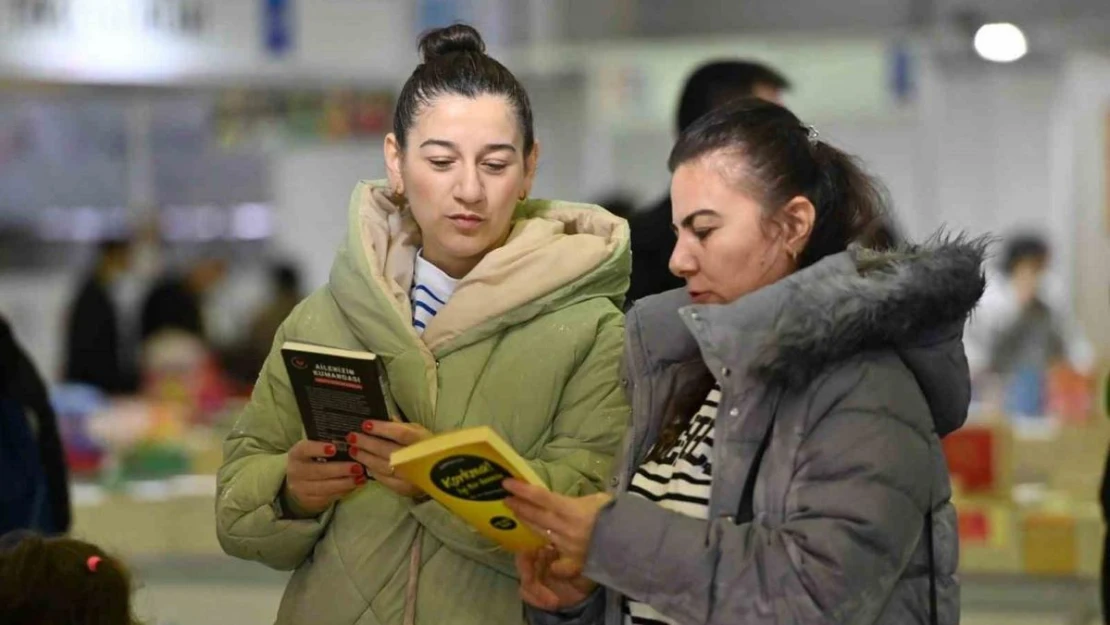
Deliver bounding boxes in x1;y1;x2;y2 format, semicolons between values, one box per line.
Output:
390;426;550;552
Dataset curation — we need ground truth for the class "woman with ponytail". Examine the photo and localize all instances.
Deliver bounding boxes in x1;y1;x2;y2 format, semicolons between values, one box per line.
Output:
216;23;630;625
505;99;986;625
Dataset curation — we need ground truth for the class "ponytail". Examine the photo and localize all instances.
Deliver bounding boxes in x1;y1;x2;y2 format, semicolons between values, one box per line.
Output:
669;98;889;269
799;141;887;268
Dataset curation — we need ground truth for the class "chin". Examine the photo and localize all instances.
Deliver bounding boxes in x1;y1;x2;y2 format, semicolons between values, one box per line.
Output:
441;235;496;260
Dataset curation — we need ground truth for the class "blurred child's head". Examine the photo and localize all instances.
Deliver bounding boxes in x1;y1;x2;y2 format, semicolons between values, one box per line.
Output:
0;532;140;625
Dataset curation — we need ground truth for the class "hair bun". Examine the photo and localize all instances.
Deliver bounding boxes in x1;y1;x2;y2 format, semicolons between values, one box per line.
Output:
418;24;486;62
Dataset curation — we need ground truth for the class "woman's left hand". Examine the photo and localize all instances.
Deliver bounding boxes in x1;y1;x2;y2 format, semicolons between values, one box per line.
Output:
347;420;432;499
504;479;613;577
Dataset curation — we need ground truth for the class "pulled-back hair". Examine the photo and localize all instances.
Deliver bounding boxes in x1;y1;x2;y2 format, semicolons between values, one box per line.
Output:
393;23;534;155
668;98;888;269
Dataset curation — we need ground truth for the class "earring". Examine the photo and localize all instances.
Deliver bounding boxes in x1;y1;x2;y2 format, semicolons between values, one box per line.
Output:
519;191;528;202
390;186;405;205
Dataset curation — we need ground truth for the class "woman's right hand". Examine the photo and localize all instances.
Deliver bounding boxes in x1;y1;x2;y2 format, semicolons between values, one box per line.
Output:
516;547;598;612
283;440;367;517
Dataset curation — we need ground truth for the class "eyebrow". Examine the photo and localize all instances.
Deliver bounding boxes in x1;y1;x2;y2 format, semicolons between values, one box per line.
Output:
418;139;517;154
673;209;721;231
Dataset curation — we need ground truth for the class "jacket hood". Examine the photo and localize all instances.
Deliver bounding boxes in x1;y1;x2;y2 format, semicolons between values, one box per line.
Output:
630;235;987;436
328;180;630;358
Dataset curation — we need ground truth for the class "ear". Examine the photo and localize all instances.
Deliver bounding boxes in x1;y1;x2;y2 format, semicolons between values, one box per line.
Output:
522;140;541;197
779;195;816;256
384;133;404;192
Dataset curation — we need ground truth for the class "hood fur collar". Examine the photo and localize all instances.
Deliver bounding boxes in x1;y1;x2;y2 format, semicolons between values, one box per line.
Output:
748;236;987;388
633;235;988;390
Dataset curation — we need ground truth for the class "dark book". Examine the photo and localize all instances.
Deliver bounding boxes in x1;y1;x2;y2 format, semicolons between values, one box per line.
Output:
280;341;393;461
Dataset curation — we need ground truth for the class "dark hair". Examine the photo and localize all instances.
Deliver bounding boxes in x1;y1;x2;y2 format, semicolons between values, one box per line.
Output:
646;367;717;463
1001;233;1049;275
0;533;140;625
651;99;888;461
97;238;132;258
271;262;301;295
668;98;886;270
857;215;903;250
393;24;534;155
593;192;637;220
676;60;791;133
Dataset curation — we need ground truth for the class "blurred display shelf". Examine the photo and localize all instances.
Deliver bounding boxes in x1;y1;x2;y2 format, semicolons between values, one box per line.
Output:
69;477;1104;625
962;574;1100;625
71;477;222;560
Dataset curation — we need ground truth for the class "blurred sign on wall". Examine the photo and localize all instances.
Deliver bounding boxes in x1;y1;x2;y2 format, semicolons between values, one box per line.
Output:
263;0;293;58
0;89;277;253
579;36;903;132
212;88;394;147
0;0;412;85
6;0;205;37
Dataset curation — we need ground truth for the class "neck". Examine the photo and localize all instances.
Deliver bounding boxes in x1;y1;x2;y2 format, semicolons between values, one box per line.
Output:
420;248;480;280
420;231;510;280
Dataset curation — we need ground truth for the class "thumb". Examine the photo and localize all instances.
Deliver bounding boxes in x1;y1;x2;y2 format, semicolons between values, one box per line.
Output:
548;556;584;579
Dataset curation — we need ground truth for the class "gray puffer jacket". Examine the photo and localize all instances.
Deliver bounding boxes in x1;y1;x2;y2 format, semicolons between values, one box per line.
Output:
529;239;986;625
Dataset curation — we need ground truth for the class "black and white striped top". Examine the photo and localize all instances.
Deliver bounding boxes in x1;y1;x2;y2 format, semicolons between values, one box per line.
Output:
410;251;458;335
622;384;720;625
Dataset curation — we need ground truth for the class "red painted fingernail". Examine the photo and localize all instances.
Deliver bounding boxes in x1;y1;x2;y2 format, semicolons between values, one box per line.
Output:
323;444;336;456
362;420;374;433
346;432;358;446
350;464;363;476
355;475;367;485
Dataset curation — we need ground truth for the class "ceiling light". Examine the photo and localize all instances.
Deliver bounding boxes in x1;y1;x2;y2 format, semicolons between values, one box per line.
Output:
973;23;1028;63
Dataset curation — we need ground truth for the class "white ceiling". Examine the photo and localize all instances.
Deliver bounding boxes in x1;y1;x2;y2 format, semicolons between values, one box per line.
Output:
556;0;1110;40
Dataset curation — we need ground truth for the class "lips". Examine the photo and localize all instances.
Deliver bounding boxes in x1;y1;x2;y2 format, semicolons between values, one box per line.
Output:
688;290;712;304
449;214;482;222
448;213;485;232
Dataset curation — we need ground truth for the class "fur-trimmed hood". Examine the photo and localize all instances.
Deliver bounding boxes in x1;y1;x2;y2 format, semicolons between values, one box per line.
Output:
627;236;987;436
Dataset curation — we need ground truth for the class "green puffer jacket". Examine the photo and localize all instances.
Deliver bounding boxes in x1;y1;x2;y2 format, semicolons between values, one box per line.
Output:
216;181;632;625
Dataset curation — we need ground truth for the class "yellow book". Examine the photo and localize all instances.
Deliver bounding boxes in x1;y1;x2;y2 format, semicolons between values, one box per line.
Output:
390;426;549;552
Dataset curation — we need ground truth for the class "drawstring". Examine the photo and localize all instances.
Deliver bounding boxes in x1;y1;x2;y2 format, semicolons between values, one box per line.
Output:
926;510;937;625
403;527;423;625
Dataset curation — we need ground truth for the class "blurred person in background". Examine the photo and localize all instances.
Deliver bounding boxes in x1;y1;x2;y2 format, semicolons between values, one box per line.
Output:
964;233;1094;382
216;24;629;625
627;60;790;305
226;261;305;384
63;238;137;394
592;192;636;220
247;262;303;359
139;256;228;344
0;533;140;625
507;99;984;625
1103;422;1110;625
1100;294;1110;625
1;314;71;536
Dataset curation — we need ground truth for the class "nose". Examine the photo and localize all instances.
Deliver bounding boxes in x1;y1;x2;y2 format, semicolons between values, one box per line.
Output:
453;165;485;206
669;237;697;279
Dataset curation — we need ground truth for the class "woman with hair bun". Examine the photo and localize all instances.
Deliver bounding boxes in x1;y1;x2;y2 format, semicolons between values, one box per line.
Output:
216;24;631;625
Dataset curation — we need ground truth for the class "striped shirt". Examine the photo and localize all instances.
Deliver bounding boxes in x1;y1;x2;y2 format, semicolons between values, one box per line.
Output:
410;251;459;335
623;384;720;625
